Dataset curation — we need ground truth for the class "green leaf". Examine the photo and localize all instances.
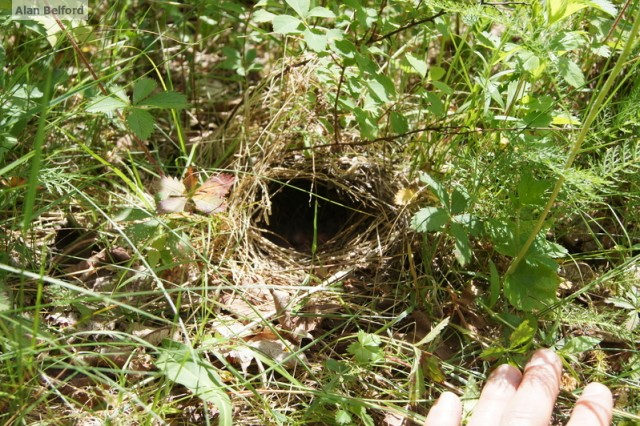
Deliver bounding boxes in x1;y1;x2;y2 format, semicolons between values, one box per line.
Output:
508;319;536;350
560;336;601;355
450;222;471;266
504;261;560;311
450;187;469;214
86;95;128;113
137;91;188;109
272;14;302;34
411;207;450;233
405;53;428;77
419;172;449;206
480;345;507;361
347;331;383;364
126;108;155;140
307;6;335;18
285;0;310;19
252;9;276;23
486;260;501;308
302;29;327;52
390;111;408;134
557;56;585;88
335;410;352;424
132;77;157;105
157;341;232;426
517;172;552;206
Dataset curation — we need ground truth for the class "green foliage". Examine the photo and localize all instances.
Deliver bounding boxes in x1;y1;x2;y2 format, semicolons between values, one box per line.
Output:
347;330;384;365
86;77;187;140
157;340;232;426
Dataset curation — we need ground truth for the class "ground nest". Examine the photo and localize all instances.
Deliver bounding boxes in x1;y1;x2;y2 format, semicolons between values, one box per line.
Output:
230;154;410;282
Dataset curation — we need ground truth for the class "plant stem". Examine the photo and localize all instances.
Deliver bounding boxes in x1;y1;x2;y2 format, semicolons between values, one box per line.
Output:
506;7;640;277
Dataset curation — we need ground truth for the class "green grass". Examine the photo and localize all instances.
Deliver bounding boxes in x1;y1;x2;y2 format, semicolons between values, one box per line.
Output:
1;0;640;424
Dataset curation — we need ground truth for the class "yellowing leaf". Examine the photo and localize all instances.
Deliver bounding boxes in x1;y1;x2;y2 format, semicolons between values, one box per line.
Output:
394;187;416;205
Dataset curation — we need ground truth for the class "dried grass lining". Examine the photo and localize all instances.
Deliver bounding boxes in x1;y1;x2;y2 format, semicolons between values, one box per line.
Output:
227;152;409;286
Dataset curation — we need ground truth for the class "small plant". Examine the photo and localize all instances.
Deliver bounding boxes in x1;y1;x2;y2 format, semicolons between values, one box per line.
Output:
86;77;188;140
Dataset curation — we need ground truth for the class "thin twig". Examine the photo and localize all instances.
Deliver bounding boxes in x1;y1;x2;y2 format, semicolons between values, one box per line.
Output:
368;10;447;44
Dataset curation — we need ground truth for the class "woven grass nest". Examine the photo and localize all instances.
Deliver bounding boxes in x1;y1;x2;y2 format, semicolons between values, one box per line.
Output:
227;150;411;288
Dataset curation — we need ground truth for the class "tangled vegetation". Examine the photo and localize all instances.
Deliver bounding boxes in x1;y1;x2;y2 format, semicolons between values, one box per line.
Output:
1;0;639;424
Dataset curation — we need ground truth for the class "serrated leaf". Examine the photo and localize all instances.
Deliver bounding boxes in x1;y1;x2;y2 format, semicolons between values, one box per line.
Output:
504;261;560;311
126;108;155;140
508;319;536;349
411;207;450;233
285;0;310;18
557;56;585;88
86;95;128;113
415;317;450;347
307;6;335;18
335;410;352;424
405;53;428;77
138;91;188;109
132;77;157;105
272;14;302;34
157;342;232;426
157;176;186;200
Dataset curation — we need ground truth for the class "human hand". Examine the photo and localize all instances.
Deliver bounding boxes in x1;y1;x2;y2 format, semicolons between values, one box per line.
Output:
425;349;613;426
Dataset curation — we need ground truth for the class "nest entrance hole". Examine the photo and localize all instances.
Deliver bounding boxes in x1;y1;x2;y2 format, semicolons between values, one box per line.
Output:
261;178;365;253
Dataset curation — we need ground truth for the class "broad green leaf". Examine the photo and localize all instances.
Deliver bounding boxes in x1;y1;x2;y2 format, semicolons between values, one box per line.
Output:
138;91;188;109
366;78;389;103
390;111;408;134
157;342;232;426
353;108;378;140
285;0;310;19
450;187;469;214
560;336;601;354
557;56;585;88
307;6;335;18
480;345;507;361
504;261;560;311
272;14;302;34
86;95;128;113
332;39;357;62
547;0;569;25
517;172;551;206
411;207;449;233
252;9;276;23
425;92;445;117
418;172;448;206
303;29;327;52
126;108;155;140
508;319;536;350
450;222;471;266
405;53;428;77
132;77;157;105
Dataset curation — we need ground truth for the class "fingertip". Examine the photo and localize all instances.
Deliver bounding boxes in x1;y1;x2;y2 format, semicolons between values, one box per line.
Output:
424;391;462;426
567;382;613;426
527;349;562;371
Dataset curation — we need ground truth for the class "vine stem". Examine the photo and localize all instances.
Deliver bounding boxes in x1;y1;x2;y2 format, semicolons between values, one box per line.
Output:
505;5;640;277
